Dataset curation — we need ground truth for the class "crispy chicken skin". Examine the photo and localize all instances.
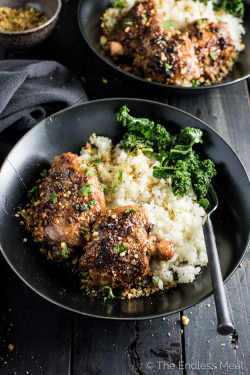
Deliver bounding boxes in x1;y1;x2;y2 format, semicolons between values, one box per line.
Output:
105;0;164;58
187;19;235;81
80;205;174;289
133;30;200;86
23;152;106;254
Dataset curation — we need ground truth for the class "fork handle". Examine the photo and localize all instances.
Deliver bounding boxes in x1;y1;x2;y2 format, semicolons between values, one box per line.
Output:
203;216;234;335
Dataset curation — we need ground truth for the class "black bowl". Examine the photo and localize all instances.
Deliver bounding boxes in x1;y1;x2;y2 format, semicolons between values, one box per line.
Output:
0;98;249;319
78;0;250;93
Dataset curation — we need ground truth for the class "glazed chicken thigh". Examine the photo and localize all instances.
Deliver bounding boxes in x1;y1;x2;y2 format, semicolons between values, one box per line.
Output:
23;152;106;260
80;205;174;289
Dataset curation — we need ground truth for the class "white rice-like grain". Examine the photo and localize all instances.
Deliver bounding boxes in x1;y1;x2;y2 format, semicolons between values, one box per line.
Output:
81;135;207;285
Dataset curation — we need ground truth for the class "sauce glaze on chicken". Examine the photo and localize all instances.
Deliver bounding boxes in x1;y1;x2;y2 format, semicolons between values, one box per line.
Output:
22;152;175;296
101;0;239;86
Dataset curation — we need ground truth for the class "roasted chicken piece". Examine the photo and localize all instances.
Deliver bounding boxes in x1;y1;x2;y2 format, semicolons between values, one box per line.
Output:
186;19;236;82
23;152;106;260
133;30;200;86
80;205;174;290
104;0;163;58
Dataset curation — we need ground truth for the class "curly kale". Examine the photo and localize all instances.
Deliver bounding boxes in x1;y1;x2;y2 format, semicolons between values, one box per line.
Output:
117;106;216;209
117;106;171;151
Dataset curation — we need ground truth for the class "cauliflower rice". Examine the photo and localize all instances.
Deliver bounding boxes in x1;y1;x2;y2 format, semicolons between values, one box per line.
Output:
103;0;245;51
81;135;208;289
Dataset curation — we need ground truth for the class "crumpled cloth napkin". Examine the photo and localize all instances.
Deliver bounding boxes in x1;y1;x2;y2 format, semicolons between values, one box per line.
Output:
0;59;88;133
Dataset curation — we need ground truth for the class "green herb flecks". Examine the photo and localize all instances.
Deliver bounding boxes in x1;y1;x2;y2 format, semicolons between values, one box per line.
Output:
28;185;38;199
191;79;200;87
112;182;117;193
118;169;123;183
85;200;96;210
86;165;97;176
124;18;132;25
100;183;109;191
209;53;217;61
197;19;205;25
61;242;69;259
113;0;124;8
49;193;57;204
80;226;91;232
79;184;93;197
113;243;128;253
102;285;115;301
40;169;48;178
125;208;137;213
163;20;172;29
165;64;173;72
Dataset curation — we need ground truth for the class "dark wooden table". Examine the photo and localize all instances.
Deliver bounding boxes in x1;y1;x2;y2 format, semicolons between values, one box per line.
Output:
0;1;249;374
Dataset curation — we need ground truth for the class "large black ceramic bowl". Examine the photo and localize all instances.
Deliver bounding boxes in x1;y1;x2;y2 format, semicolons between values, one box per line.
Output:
0;98;249;319
78;0;250;92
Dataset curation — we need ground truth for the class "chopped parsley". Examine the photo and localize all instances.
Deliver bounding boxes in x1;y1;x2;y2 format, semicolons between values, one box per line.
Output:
141;12;148;22
79;184;93;197
163;20;172;29
28;185;38;198
165;64;173;72
152;279;158;286
123;18;132;25
197;19;205;25
85;199;96;210
40;169;48;178
112;182;117;193
191;79;200;87
49;193;57;204
125;208;137;213
80;226;91;232
102;286;114;300
100;183;109;191
113;0;124;8
61;243;69;259
209;53;217;61
86;165;97;176
113;243;128;253
118;169;123;183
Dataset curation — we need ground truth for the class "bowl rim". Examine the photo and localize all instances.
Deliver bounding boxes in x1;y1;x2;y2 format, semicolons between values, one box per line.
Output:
77;0;250;91
0;97;249;319
0;0;62;35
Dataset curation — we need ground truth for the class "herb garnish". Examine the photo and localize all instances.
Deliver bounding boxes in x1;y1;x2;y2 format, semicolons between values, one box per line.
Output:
80;226;91;232
28;185;38;198
100;183;109;191
79;184;93;197
124;18;132;25
61;242;69;259
163;20;172;29
102;286;114;300
40;169;48;178
191;79;200;87
125;208;137;213
112;182;117;193
113;0;124;8
118;169;123;183
165;64;173;72
209;53;217;61
197;19;205;25
86;165;97;176
49;193;57;204
85;200;96;210
113;243;128;253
